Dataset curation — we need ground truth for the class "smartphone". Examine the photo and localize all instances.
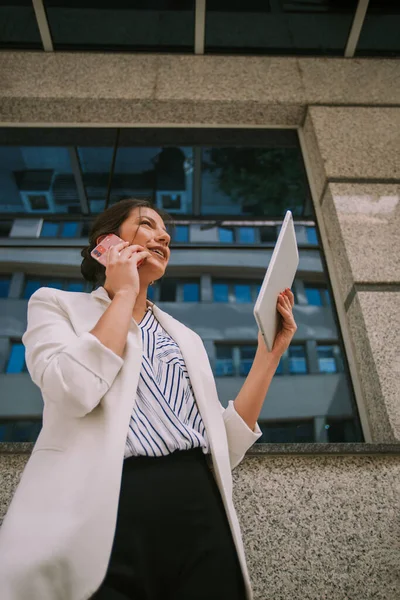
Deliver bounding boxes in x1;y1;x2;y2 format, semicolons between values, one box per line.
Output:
90;234;145;268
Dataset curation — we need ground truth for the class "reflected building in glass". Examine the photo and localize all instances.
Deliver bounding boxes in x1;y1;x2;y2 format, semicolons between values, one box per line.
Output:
0;128;362;445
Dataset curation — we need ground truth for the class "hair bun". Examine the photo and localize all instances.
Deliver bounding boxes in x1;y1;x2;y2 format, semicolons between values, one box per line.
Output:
80;245;104;286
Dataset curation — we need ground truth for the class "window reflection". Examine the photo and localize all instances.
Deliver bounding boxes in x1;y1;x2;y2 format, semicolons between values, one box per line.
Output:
202;148;308;216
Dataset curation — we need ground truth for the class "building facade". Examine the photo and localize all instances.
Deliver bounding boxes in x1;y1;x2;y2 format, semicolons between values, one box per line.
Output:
0;2;399;599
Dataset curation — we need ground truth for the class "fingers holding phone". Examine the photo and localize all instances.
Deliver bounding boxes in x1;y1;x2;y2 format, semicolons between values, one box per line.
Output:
106;242;152;298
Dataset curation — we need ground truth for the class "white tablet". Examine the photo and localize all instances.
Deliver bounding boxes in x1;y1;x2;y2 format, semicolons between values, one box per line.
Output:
253;210;299;352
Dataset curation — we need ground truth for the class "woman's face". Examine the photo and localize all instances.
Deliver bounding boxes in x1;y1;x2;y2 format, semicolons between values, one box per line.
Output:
99;206;171;286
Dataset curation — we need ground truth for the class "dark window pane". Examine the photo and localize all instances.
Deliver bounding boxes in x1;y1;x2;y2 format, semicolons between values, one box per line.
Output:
0;147;80;215
44;1;195;52
238;227;255;243
202;148;308;217
289;345;307;374
183;282;199;302
61;221;79;237
6;343;27;373
276;357;283;375
325;419;359;443
160;279;177;302
306;226;318;244
258;420;314;443
317;345;338;374
239;345;256;376
205;1;358;55
260;226;277;243
0;420;42;443
213;283;229;302
81;221;92;237
0;276;11;298
0;2;42;49
235;284;252;303
356;1;400;57
173;225;189;243
215;346;234;377
46;281;63;290
218;227;234;243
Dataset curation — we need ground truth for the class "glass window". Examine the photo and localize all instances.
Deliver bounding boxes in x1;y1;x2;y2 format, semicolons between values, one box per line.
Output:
306;226;318;244
44;0;195;52
317;345;339;374
65;280;85;292
304;286;323;306
0;2;42;49
205;1;358;56
258;420;314;443
237;227;255;243
0;420;42;443
173;225;189;243
0;147;80;215
215;345;234;377
147;284;155;301
289;345;307;374
260;226;277;243
202;147;309;217
213;283;229;302
61;221;80;237
183;282;199;302
6;343;27;374
325;418;359;443
23;279;42;299
356;1;400;57
276;357;283;375
160;279;177;302
218;227;234;243
40;221;60;237
239;345;256;376
0;275;11;298
235;284;252;303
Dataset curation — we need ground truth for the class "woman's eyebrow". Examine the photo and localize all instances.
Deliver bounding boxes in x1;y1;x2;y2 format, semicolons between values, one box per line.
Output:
139;216;168;233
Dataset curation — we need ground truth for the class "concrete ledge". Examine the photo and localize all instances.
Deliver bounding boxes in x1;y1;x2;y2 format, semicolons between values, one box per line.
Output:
2;442;400;455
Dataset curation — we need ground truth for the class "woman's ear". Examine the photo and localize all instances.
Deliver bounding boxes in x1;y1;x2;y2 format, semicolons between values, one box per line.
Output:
96;234;108;246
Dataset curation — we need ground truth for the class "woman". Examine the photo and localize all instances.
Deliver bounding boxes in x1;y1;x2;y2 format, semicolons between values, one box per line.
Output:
0;198;297;600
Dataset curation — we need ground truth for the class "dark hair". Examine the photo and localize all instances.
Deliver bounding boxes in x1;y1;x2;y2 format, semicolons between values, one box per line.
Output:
80;198;174;289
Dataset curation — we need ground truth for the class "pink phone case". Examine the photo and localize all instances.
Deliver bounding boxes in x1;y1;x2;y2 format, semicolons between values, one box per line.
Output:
90;234;145;268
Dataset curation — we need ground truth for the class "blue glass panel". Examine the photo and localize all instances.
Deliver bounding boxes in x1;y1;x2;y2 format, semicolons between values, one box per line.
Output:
235;284;252;303
6;344;26;374
0;420;42;443
41;222;59;237
238;227;255;243
219;228;234;243
174;225;189;243
306;227;318;244
305;287;322;306
276;358;283;375
213;283;229;302
147;285;155;300
323;289;331;305
46;281;63;290
0;277;10;298
23;279;42;299
61;222;79;237
317;345;337;374
215;359;234;377
289;346;307;374
183;282;199;302
66;281;85;292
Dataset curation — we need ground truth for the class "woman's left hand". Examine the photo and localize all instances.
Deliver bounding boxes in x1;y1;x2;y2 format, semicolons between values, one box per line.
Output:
257;288;297;357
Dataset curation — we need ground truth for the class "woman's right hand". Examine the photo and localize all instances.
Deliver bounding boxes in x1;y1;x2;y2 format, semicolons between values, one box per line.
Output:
105;241;152;299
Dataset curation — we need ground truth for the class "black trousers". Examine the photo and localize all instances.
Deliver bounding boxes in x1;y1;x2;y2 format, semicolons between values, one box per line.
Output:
91;448;246;600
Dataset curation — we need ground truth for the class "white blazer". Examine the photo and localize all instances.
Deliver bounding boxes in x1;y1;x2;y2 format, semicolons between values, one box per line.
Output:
0;286;261;600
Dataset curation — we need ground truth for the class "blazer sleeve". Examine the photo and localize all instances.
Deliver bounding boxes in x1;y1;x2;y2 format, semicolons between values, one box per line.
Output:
22;287;125;418
221;401;262;470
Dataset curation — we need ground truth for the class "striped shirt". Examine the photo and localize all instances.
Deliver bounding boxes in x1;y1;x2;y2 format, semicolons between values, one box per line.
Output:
125;305;210;458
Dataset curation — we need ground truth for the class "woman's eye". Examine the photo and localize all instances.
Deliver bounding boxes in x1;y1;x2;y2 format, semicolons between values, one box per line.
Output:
141;220;151;226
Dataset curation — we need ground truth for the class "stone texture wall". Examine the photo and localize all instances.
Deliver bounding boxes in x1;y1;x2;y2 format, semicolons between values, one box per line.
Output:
301;107;400;443
1;449;400;600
